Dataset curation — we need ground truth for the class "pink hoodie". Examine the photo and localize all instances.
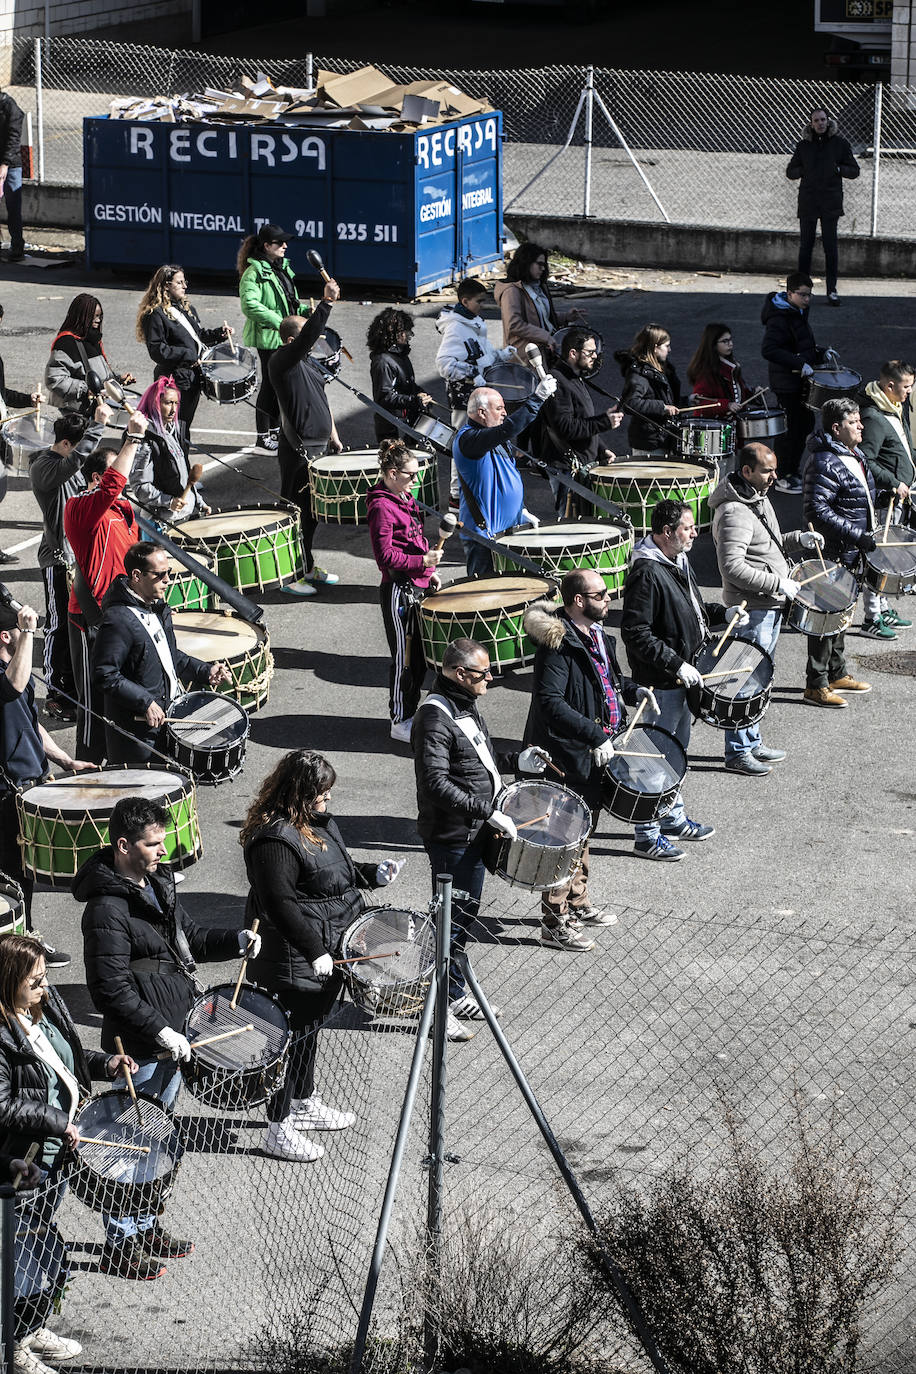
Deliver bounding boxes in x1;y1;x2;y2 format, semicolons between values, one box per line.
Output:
366;483;436;588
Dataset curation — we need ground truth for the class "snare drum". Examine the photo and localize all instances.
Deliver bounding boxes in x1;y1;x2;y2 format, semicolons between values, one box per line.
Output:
17;769;201;886
483;362;537;413
174;505;304;593
787;559;859;637
0;870;24;935
862;526;916;597
171;611;273;712
485;780;591;891
414;414;456;451
309;450;438;523
587;461;715;536
182;982;291;1110
737;408;787;443
492;521;634;597
691;636;774;730
418;575;555;672
68;1090;183;1218
164;552;214;613
339;907;436;1018
601;725;687;824
6;413;55;470
803;367;862;411
199;342;258;404
163;691;249;785
678;418;734;462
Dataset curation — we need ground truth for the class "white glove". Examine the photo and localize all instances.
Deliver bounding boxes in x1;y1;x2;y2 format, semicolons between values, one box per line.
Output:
534;376;557;401
592;738;615;767
311;954;334;981
376;858;406;885
521;508;540;528
824;348;839;364
517;746;548;775
635;685;659;713
473;373;487;388
676;661;703;689
156;1027;192;1062
238;928;261;958
778;576;800;600
725;606;751;628
799;530;824;550
498;346;518;363
801;363;814;378
489;810;518;841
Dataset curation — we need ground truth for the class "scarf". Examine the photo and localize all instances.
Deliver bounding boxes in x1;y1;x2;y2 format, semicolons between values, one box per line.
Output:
167;306;205;359
19;1011;79;1121
523;282;552;331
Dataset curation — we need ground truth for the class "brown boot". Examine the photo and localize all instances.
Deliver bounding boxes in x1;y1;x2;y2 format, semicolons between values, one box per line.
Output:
829;675;871;693
803;686;848;708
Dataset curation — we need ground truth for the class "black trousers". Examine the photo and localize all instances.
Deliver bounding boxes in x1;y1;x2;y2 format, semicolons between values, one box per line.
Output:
798;216;840;294
267;976;343;1123
807;630;847;688
278;435;325;574
379;582;427;724
177;377;202;442
4;181;23;255
67;619;106;764
41;565;76;702
256;348;280;439
774;391;815;480
104;720;158;768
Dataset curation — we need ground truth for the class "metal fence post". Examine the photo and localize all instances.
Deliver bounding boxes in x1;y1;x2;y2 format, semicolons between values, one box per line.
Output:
306;52;314;91
582;66;594;218
1;1189;15;1374
870;80;883;238
423;875;451;1369
33;38;44;186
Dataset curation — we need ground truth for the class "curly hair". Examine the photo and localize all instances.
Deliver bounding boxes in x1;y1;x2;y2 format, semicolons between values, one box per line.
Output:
366;308;413;356
239;750;337;850
505;242;549;283
135;265;189;342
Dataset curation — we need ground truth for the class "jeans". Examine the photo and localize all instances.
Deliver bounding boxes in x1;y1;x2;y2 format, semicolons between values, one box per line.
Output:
633;686;692;844
103;1057;181;1243
798;215;840;294
424;838;487;1002
3;165;23;254
15;1169;67;1340
724;608;782;760
278;436;325;573
462;537;494;581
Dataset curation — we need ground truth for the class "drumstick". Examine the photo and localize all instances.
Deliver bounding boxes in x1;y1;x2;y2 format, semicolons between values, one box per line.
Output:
611;750;656;758
618;695;648;748
163;718;221;727
711;600;748;659
808;523;828;574
230;918;259;1011
532;748;565;779
223;320;237;358
516;813;549;830
676;401;724;413
882;498;895;543
77;1136;151;1154
12;1141;39;1192
795;566;834;589
702;666;754;680
333;951;401;967
154;1023;256;1061
114;1036;144;1130
733;387;768;412
0;405;41;426
876;539;916;546
176;461;204;509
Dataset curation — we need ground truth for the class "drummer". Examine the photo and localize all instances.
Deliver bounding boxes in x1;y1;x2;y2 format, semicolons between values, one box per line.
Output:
536;327;623;518
136;265;233;444
91;542;231;767
241;750;402;1161
613;325;682;457
367;308;434;444
523;570;646;950
45;294;135;416
858;360;916;564
131;377;211;525
237;224;306;453
802;398;876;704
686;323;754;418
760;271;823;494
709;442;825;772
75;795;260;1278
621;499;736;860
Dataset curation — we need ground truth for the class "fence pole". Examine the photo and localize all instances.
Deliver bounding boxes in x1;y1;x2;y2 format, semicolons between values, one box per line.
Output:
33;38;44;186
582;66;594;218
423;875;452;1370
870;80;883;238
592;88;670;224
1;1190;15;1374
306;52;314;91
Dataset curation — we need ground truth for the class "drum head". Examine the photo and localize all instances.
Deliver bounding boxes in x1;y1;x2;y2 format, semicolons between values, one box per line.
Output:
73;1090;182;1191
171;612;265;662
694;636;773;701
310;327;342;375
869;527;916;579
591;461;709;480
6;414;55;453
605;725;687;796
201;342;257;380
498;780;591;847
341;908;436;992
483;362;537;404
20;769;187;815
791;560;859;612
167;692;249;749
810;367;861;389
176;507;290;538
422;576;552;613
497;522;625;550
186;982;289;1072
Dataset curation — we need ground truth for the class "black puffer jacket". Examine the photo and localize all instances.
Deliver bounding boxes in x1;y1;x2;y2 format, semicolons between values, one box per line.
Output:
786;118;860;220
614;350;681;452
0;93;23;169
370;345;424;442
244;815;382;994
0;986;109;1165
621;536;725;688
522;601;634;808
802;431;876;568
760;292;824;396
536;358;616;468
74;848;241;1056
412;672;518;847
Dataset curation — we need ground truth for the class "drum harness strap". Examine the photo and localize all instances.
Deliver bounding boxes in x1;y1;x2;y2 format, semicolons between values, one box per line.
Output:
420;695;503;802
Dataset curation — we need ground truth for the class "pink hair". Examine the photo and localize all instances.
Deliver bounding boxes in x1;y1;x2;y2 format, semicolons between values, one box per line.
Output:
137;376;181;423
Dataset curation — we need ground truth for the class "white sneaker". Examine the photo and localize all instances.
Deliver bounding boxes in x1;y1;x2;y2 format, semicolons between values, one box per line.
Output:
290;1095;356;1131
390;718;413;743
25;1329;82;1361
14;1344;58;1374
446;1009;474;1042
262;1119;325;1161
281;578;318;597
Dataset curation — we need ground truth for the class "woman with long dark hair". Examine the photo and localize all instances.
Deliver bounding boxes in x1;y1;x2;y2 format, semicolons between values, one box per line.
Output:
45;294;134;415
367;308;433;443
131;376;210;523
238;224;304;452
0;932;135;1371
686;322;753;418
241;751;402;1162
613;323;682;456
366;439;442;743
493;242;585;357
136;265;230;441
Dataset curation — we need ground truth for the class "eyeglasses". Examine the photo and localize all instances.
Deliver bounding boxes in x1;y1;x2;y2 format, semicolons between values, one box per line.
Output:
146;569;171;581
461;666;493;681
27;974;48;990
584;589;611;601
579;347;599;357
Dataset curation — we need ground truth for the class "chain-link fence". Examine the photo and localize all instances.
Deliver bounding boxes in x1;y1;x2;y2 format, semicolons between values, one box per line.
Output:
6;873;915;1372
8;36;916;239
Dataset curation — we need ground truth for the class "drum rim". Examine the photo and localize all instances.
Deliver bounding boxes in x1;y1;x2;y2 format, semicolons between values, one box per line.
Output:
185;980;291;1056
340;907;436;979
174;504;297;538
310;453;429;474
605;722;687;784
18;769;193;813
495;521;628;548
421;574;553;611
589;461;712;479
200;342;257;365
170;609;268;648
497;777;592;844
167;689;251;733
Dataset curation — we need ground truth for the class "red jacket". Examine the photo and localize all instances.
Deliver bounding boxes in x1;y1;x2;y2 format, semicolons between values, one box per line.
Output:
63;467;136;620
690;359;753;418
366;483;436;588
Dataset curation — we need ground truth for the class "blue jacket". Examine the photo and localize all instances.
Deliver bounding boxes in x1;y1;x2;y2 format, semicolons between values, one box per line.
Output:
802;431;876;568
452;394;542;539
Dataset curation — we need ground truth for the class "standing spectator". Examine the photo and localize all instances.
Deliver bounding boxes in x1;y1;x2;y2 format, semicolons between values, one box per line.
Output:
367;309;433;444
238;224;305;453
45;296;134;417
28;404;110;722
136;265;231;443
614;324;681;456
786;108;860;307
686;323;754;417
493;243;584;357
760;272;826;493
536;327;623;518
0;90;25;262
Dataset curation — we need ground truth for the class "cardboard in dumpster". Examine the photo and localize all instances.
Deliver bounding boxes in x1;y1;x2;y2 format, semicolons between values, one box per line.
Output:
399;94;441;125
316;66;393;109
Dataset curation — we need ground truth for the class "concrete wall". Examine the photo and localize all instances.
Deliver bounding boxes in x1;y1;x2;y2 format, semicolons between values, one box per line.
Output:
0;0;189;41
506;213;916;281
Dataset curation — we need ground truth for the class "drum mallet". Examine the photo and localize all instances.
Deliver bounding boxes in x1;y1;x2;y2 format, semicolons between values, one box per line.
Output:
712;600;748;659
306;248;332;284
524;342;550;384
808;523;828;575
103;378;135;415
434;512;458;552
114;1035;145;1130
175;462;204;511
12;1142;39;1192
230;918;260;1011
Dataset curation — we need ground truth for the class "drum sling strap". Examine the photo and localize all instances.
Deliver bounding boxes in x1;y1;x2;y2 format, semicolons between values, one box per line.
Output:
421;694;502;801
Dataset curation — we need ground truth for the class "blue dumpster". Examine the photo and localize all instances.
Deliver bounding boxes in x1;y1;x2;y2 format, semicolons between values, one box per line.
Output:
84;112;503;295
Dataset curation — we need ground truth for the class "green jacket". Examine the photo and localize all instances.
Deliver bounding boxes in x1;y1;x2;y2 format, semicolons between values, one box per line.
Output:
858;387;916;497
238;257;304;351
